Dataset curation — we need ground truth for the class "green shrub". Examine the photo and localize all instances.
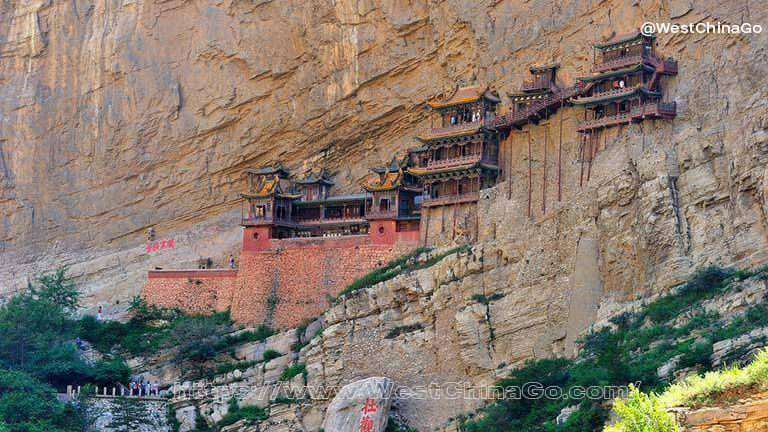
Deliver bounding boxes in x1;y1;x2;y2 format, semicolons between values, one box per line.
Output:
218;325;275;349
471;293;504;305
291;340;308;352
279;363;307;381
646;266;733;323
262;349;282;362
659;348;768;408
167;405;181;432
678;341;714;369
272;395;298;404
384;418;418;432
90;357;131;385
385;323;424;339
215;360;259;376
218;397;268;427
336;246;470;300
604;385;679;432
193;406;214;431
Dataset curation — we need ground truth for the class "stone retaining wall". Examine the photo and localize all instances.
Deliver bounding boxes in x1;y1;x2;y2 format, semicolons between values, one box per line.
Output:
141;235;412;328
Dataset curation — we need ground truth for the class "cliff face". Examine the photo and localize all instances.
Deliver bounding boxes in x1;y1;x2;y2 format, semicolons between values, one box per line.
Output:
1;0;767;312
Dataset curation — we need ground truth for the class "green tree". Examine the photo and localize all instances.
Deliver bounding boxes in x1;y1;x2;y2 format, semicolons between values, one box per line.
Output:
31;268;80;312
604;385;679;432
0;368;81;432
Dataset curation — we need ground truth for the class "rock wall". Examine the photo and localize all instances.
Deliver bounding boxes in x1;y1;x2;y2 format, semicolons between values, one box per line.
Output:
3;0;767;315
81;396;171;432
676;393;768;432
141;235;412;327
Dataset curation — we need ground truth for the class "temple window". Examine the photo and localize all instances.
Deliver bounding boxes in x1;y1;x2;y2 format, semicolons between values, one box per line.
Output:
379;198;390;212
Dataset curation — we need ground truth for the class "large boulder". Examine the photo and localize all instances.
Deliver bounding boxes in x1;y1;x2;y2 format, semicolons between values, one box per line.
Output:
323;377;394;432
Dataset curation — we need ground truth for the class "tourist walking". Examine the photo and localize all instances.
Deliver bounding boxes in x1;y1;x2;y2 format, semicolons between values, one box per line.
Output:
229;254;235;268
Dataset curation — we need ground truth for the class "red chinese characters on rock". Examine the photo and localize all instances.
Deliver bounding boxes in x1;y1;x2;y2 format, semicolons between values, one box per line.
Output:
359;398;378;432
146;238;175;253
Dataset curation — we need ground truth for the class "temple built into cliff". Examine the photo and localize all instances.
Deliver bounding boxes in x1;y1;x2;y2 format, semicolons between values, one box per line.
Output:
410;85;501;208
142;30;679;326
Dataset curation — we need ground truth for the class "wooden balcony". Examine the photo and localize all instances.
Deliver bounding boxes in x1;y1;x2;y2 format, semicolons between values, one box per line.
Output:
426;154;482;169
422;192;480;207
637;101;677;117
293;217;367;226
242;216;275;226
659;59;678;74
521;78;551;92
420;120;484;140
486;84;583;130
366;210;398;220
594;55;644;72
576;101;676;132
576;112;632;132
575;85;641;104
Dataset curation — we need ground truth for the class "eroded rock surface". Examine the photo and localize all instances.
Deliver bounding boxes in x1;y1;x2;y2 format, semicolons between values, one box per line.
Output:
1;0;767;319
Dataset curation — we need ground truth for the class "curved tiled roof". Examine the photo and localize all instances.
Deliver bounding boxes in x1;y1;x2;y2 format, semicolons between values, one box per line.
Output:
577;64;654;83
594;30;655;50
364;170;403;191
246;165;290;177
427;85;501;109
529;63;560;73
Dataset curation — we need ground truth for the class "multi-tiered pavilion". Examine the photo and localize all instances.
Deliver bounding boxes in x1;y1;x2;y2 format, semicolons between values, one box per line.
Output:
407;85;502;207
573;31;678;133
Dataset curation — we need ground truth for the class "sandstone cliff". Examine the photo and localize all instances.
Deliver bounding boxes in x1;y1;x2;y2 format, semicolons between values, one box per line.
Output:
2;0;767;318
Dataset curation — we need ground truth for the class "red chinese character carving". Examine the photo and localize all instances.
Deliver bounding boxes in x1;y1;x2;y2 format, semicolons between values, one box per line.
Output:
361;398;378;414
359;415;374;432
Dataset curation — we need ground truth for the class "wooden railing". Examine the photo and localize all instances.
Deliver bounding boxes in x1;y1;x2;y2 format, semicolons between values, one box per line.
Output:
646;56;678;74
635;101;677;117
521;78;551;92
660;59;678;74
576;85;641;102
422;192;480;207
66;385;165;400
486;84;583;130
423;120;485;138
241;215;274;225
426;154;481;169
576;101;676;131
576;113;632;131
293;217;367;225
594;54;645;72
366;210;398;219
242;216;295;226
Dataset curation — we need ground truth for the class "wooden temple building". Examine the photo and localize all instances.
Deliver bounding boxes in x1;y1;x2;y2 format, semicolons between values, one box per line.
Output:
240;166;299;240
573;31;678;133
363;156;422;243
239;30;679;244
241;167;370;240
506;64;560;121
408;85;502;207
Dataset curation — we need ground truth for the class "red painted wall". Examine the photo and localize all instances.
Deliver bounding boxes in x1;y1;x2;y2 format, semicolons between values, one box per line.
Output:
369;220;420;246
141;234;413;328
242;226;273;251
